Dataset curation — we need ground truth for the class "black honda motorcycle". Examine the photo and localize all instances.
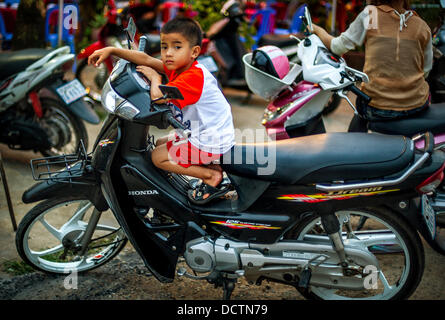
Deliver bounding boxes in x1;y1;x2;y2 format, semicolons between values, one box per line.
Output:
16;32;445;300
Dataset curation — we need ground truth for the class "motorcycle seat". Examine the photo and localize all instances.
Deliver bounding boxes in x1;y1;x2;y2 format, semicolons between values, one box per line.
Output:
258;34;299;48
0;48;53;80
368;103;445;137
220;132;414;184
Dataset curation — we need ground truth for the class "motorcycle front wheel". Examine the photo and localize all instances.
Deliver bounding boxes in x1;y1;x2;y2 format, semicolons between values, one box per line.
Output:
287;207;424;300
38;98;89;157
16;196;127;274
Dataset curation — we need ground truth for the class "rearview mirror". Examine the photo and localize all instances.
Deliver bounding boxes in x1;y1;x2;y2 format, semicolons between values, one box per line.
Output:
159;85;184;100
125;17;137;45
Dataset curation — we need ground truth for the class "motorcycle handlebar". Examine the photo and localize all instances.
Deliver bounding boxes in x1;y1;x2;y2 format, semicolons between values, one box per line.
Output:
347;84;372;105
165;112;191;139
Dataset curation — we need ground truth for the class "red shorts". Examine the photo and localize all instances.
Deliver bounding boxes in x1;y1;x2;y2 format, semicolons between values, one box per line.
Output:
166;134;222;168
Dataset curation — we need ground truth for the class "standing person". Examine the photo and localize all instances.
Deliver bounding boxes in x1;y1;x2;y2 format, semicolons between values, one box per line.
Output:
88;17;235;204
309;0;433;131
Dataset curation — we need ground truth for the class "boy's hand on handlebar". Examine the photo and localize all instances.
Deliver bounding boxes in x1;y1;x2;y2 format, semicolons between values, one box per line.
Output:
88;47;114;67
136;65;161;82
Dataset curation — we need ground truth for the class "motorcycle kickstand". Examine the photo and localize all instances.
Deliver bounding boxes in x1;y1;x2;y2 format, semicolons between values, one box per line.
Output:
208;271;243;300
222;278;237;300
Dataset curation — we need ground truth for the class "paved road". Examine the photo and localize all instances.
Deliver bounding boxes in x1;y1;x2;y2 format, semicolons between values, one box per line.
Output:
1;88;444;299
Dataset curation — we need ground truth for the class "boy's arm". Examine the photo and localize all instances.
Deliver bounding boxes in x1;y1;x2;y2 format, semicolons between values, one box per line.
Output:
88;47;164;74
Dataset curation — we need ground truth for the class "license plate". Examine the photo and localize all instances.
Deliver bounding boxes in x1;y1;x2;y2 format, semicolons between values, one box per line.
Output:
56;79;87;105
197;56;219;73
422;194;436;240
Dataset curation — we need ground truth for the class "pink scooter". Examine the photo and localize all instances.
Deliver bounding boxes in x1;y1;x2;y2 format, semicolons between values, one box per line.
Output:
243;7;445;255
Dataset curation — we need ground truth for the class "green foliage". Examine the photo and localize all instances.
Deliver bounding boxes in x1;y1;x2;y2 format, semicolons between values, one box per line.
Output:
2;260;35;276
411;0;443;30
76;0;108;52
184;0;256;50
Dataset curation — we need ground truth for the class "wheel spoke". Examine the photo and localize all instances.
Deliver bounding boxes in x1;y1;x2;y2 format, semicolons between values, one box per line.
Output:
59;202;92;234
38;216;62;241
378;270;394;294
31;244;65;257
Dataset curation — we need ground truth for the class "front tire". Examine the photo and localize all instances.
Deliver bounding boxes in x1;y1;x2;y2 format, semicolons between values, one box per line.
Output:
16;196;127;275
287;207;425;300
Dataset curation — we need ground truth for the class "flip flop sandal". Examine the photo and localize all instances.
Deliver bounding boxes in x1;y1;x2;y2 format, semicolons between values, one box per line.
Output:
188;177;231;189
188;183;230;205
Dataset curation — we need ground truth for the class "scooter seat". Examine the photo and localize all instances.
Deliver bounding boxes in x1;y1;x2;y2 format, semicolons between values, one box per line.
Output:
368;103;445;137
0;48;53;80
220;132;413;184
258;34;299;48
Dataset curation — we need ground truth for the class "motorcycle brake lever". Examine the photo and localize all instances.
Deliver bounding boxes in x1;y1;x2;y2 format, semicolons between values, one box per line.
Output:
337;90;358;114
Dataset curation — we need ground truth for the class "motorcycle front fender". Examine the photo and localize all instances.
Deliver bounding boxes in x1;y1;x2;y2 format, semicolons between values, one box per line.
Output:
22;164;108;211
77;41;104;59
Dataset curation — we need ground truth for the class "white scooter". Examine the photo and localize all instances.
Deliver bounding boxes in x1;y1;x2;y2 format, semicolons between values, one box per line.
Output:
0;46;99;156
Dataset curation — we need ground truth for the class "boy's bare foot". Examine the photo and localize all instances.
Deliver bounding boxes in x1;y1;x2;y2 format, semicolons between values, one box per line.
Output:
202;168;223;188
188;168;229;204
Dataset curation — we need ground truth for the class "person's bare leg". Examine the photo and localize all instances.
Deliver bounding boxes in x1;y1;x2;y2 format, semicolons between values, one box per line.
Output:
152;144;223;188
155;134;174;147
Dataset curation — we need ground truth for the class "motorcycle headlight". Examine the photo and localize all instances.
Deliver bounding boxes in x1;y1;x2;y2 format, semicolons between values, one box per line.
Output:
101;79;140;120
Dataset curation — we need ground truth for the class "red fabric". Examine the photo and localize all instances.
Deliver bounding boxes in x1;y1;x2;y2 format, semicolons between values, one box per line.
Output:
0;8;16;33
163;61;204;110
166;134;221;168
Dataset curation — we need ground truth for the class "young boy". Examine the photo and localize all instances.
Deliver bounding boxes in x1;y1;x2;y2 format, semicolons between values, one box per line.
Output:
88;17;235;204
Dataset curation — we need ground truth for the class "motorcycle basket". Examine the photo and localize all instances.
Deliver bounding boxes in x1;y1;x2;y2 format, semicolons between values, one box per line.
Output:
243;52;302;100
30;140;91;185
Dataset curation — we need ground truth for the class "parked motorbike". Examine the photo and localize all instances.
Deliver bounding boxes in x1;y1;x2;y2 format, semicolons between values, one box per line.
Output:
244;7;445;256
206;0;249;91
76;0;138;104
0;46;98;156
16;24;445;300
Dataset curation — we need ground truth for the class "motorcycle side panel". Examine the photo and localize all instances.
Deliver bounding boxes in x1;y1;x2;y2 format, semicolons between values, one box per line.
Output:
200;212;298;244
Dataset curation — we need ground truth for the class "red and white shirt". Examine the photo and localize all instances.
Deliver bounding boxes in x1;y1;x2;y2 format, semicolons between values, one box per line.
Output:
163;61;235;155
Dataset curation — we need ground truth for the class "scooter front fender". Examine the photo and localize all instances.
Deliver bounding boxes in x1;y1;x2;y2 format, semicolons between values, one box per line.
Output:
77;41;104;59
48;78;100;124
22;163;108;211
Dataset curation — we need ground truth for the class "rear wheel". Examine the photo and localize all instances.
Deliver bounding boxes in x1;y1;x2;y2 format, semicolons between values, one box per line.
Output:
16;196;127;274
38;98;88;157
287;207;424;300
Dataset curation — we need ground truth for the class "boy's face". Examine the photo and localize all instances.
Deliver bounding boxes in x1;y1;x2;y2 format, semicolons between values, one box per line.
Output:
160;32;201;74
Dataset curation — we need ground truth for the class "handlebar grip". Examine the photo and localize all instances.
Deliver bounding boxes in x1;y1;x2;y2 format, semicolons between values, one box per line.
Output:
138;35;148;53
165;113;191;139
348;85;372;105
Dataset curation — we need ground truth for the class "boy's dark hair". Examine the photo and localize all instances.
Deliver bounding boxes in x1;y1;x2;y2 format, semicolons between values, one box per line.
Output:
161;17;203;47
